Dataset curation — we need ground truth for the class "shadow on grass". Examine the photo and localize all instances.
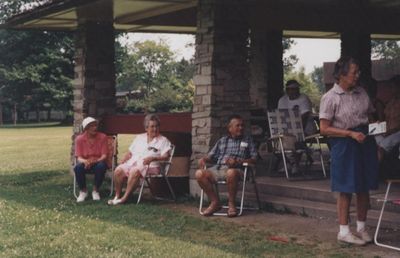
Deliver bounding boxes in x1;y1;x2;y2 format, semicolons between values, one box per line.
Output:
0;170;315;258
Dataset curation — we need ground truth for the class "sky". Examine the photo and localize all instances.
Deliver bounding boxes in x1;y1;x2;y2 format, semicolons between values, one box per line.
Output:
122;33;341;74
287;38;341;73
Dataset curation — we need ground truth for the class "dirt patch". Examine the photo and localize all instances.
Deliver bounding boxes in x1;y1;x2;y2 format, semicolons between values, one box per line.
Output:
165;202;399;258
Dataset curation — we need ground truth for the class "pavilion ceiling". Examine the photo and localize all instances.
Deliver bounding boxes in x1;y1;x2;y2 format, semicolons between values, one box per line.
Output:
2;0;400;39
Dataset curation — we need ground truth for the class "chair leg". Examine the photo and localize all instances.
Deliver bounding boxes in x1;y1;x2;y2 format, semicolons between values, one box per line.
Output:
73;174;78;198
199;189;206;215
136;178;146;204
237;169;247;216
279;138;290;179
374;182;400;251
250;169;261;210
319;151;327;178
164;176;176;201
109;170;114;197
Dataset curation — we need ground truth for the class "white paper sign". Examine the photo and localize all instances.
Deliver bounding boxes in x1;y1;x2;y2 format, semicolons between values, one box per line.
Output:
368;121;387;135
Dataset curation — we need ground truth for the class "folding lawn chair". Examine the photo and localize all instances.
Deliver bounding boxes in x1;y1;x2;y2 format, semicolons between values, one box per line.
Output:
73;135;118;198
199;162;261;216
267;109;326;179
374;179;400;251
136;144;176;204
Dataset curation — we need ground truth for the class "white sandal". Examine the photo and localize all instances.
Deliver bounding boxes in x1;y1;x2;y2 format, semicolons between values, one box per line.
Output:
107;198;123;205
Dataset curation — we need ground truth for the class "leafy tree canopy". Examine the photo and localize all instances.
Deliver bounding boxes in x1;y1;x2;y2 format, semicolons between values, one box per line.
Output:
0;30;74;116
116;38;195;113
371;40;400;60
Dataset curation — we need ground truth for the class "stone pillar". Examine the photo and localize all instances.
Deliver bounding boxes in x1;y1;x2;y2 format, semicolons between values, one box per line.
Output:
340;32;371;83
249;28;284;110
191;0;251;195
72;21;116;134
70;16;116;170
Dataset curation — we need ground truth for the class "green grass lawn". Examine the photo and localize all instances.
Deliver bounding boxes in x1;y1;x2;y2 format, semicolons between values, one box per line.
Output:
0;125;346;257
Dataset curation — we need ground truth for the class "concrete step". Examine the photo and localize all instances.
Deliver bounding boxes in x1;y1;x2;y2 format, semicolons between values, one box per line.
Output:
253;176;400;213
242;192;400;230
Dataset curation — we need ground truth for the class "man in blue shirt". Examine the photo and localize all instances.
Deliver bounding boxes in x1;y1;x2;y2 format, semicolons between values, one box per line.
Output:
196;114;258;217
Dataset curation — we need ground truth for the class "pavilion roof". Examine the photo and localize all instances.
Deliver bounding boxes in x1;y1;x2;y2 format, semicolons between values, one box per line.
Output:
2;0;400;39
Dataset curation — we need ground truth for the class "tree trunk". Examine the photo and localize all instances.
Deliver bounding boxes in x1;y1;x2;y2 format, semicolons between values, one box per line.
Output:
47;108;51;121
0;102;3;126
36;107;40;122
12;103;17;125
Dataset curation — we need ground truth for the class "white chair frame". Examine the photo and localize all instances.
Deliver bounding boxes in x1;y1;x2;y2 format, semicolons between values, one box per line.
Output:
374;179;400;251
267;109;326;179
136;144;176;204
199;163;261;216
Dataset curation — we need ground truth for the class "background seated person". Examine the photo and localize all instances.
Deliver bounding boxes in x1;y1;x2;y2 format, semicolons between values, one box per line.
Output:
108;114;171;205
74;117;108;202
375;75;400;161
278;79;316;136
195;114;257;217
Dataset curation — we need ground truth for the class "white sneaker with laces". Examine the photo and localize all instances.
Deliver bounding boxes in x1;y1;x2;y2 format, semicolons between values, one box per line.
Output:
357;229;372;243
77;191;88;203
337;232;366;245
92;191;101;201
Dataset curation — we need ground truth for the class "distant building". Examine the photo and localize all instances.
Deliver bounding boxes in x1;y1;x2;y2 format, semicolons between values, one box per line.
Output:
115;90;143;110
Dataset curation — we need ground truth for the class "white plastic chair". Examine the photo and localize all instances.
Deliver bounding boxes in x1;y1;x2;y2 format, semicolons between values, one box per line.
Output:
267;109;326;179
199;162;261;216
136;144;176;204
73;135;118;198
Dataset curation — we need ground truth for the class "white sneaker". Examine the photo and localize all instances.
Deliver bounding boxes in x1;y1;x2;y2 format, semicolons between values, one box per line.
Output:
92;191;101;201
357;229;372;243
77;191;88;203
337;232;366;245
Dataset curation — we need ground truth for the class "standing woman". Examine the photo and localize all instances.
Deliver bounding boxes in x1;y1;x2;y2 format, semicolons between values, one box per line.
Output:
74;117;108;202
319;56;378;245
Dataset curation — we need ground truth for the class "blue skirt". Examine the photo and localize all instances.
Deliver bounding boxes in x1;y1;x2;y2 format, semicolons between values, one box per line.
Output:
329;126;378;193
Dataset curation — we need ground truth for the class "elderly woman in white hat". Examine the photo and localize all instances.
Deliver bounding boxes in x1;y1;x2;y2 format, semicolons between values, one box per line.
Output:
74;117;108;202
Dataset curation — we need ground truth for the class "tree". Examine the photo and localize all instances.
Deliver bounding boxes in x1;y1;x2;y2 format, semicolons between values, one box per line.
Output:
283;38;299;73
371;40;400;60
310;66;325;93
0;0;50;23
0;29;74;123
116;39;195;113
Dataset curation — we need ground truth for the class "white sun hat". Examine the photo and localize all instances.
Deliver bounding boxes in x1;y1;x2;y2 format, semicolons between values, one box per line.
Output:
82;117;97;131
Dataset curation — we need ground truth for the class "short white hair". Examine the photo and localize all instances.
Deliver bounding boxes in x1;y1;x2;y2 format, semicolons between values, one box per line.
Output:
143;114;160;129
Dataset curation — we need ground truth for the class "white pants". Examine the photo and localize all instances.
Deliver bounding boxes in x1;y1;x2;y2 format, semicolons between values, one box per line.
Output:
375;131;400;152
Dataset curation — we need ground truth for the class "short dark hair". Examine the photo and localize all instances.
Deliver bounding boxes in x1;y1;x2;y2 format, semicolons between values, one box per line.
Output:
227;114;242;125
333;56;359;82
285;79;300;88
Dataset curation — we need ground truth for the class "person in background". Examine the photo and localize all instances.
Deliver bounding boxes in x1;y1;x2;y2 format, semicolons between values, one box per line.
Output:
195;114;257;217
108;114;171;205
74;117;108;202
319;56;378;245
375;75;400;161
278;80;317;173
278;79;316;136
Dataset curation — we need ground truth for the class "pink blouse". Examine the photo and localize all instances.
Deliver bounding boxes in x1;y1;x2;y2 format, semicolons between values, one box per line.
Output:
75;132;108;160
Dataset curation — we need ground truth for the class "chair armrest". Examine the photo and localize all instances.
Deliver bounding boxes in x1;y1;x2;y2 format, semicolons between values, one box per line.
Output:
269;135;284;141
304;133;321;140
